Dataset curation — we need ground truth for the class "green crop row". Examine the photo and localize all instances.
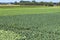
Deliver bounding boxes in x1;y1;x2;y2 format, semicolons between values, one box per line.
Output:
0;14;60;40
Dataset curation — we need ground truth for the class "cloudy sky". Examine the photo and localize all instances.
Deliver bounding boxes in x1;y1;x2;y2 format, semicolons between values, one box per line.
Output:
0;0;59;2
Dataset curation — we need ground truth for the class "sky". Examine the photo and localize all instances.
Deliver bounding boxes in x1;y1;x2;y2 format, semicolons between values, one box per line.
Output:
0;0;60;3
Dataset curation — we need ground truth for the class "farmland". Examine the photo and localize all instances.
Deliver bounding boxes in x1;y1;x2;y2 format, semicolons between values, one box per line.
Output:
0;6;60;40
0;6;60;16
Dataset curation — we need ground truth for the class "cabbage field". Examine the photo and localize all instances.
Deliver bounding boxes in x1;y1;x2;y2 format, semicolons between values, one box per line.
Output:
0;6;60;40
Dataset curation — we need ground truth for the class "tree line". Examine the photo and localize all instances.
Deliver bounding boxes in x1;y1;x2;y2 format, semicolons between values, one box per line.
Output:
0;0;60;6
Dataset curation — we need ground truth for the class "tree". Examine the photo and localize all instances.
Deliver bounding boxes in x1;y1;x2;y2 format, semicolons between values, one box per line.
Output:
48;2;54;6
32;0;36;3
39;2;44;6
32;0;37;5
58;2;60;6
20;0;23;2
14;1;19;5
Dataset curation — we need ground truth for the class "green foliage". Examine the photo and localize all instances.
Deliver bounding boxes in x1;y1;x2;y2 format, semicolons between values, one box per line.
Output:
0;14;60;40
0;7;60;40
0;30;21;40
